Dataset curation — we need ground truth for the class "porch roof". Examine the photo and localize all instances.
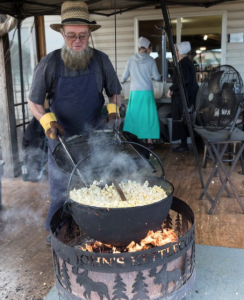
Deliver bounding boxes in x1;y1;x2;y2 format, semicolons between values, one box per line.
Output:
0;0;243;19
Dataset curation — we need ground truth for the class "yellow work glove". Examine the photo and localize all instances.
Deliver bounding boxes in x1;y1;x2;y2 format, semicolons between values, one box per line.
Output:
106;103;120;129
40;112;65;140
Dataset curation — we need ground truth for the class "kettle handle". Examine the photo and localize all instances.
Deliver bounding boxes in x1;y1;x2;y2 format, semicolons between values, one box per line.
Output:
63;201;72;214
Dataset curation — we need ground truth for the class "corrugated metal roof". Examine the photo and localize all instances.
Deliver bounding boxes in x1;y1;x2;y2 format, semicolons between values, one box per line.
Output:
0;0;242;19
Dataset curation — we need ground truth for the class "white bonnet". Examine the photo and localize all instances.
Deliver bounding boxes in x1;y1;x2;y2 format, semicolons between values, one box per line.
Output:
177;41;191;55
138;37;150;49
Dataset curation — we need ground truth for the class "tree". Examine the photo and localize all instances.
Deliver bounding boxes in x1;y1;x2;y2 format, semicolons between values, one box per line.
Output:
163;214;173;230
61;261;71;292
175;213;182;237
112;273;129;300
132;271;149;300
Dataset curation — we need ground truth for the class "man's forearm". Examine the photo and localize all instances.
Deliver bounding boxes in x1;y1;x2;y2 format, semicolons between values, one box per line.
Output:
109;94;121;107
27;98;46;121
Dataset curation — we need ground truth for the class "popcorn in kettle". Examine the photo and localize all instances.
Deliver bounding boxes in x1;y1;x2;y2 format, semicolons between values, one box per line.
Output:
69;180;167;208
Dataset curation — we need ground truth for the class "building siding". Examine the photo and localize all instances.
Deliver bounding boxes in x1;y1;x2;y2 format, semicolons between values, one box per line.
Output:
90;1;244;81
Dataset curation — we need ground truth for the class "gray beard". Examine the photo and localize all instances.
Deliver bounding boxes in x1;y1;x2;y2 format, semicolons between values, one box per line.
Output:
61;45;94;71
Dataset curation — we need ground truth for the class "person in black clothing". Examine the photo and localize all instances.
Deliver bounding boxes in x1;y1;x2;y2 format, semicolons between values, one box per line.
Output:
22;115;48;182
167;41;199;152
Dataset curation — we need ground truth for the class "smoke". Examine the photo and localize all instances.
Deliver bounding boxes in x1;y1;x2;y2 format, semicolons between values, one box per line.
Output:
68;132;155;189
0;181;48;237
1;205;44;236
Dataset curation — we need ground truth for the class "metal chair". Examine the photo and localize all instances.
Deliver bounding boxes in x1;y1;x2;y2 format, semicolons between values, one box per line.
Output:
194;123;244;214
202;117;244;169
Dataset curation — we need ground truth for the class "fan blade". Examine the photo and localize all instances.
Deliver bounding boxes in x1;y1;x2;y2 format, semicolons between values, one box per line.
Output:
197;102;216;127
222;85;236;109
208;70;224;95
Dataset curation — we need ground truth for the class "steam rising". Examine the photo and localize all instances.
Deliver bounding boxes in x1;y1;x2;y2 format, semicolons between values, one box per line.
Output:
1;205;44;236
0;180;48;238
68;132;155;189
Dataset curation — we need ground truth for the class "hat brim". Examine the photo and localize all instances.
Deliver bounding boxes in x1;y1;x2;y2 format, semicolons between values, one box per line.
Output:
50;23;101;33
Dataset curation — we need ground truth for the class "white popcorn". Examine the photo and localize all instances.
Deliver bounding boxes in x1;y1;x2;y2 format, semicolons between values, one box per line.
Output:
69;180;167;208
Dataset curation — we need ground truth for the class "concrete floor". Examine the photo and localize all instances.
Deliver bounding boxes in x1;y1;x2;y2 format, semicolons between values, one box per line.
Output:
45;244;244;300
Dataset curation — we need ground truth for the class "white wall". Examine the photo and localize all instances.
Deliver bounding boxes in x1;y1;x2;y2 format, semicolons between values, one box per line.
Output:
90;1;244;83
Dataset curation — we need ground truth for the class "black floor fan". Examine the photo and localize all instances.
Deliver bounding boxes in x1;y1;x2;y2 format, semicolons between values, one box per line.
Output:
196;65;243;132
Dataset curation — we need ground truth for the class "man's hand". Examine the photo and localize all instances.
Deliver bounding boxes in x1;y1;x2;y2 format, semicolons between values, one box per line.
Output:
167;89;173;98
107;113;120;129
46;121;65;140
106;103;120;129
40;112;65;140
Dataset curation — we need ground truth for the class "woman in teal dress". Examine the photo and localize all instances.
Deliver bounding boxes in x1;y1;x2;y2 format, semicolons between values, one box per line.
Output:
122;37;161;148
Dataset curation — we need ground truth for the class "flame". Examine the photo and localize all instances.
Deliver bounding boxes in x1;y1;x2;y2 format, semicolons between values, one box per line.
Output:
127;229;178;252
112;247;120;253
80;244;94;252
79;229;178;253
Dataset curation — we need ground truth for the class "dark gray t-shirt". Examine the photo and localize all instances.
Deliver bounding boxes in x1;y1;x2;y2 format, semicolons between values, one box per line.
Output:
28;48;122;105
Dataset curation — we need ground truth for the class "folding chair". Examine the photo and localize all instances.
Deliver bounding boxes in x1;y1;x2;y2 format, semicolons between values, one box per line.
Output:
202;117;244;169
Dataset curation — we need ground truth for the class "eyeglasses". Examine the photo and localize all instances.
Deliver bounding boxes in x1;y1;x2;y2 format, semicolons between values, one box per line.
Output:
63;33;90;41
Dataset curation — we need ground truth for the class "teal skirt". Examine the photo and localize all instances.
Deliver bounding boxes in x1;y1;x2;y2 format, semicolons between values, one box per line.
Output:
123;90;160;139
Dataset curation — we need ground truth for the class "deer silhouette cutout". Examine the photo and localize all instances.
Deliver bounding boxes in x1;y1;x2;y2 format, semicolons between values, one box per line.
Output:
150;264;181;296
73;267;110;300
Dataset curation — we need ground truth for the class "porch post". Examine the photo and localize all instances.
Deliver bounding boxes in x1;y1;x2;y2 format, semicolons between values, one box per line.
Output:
0;18;20;177
159;1;204;188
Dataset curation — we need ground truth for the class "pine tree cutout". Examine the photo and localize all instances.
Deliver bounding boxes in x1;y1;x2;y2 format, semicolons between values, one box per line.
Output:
163;214;173;230
53;252;61;282
182;214;188;234
132;271;149;300
190;243;195;273
183;252;191;281
175;213;182;237
61;261;71;292
112;273;129;300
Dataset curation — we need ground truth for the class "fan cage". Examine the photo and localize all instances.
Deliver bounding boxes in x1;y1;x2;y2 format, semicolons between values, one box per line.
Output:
195;65;243;131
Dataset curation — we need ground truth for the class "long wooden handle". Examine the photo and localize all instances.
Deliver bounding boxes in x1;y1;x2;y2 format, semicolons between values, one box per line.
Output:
113;180;127;201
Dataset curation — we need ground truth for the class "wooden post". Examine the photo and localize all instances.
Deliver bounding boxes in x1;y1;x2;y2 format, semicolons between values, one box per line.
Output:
34;16;49;109
34;16;46;62
0;30;20;177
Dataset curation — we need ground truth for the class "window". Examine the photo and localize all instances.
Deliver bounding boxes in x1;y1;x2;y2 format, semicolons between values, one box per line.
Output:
181;15;222;82
139;14;222;83
44;16;64;54
139;19;176;82
9;17;37;125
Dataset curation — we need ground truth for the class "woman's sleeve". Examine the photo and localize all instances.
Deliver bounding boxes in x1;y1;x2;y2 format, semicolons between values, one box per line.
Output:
169;59;191;91
169;77;178;92
122;60;130;82
180;59;191;85
151;60;161;81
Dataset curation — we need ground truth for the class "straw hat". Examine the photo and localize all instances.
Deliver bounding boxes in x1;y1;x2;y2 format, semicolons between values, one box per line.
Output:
50;1;101;32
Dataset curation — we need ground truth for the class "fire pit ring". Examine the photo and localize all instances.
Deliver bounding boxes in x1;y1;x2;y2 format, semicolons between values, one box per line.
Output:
50;197;195;300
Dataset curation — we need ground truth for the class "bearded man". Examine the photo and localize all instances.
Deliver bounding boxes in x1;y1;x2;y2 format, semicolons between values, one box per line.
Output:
28;1;122;244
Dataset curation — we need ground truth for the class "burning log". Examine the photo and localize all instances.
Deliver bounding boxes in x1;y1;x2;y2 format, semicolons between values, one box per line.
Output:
79;228;178;253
